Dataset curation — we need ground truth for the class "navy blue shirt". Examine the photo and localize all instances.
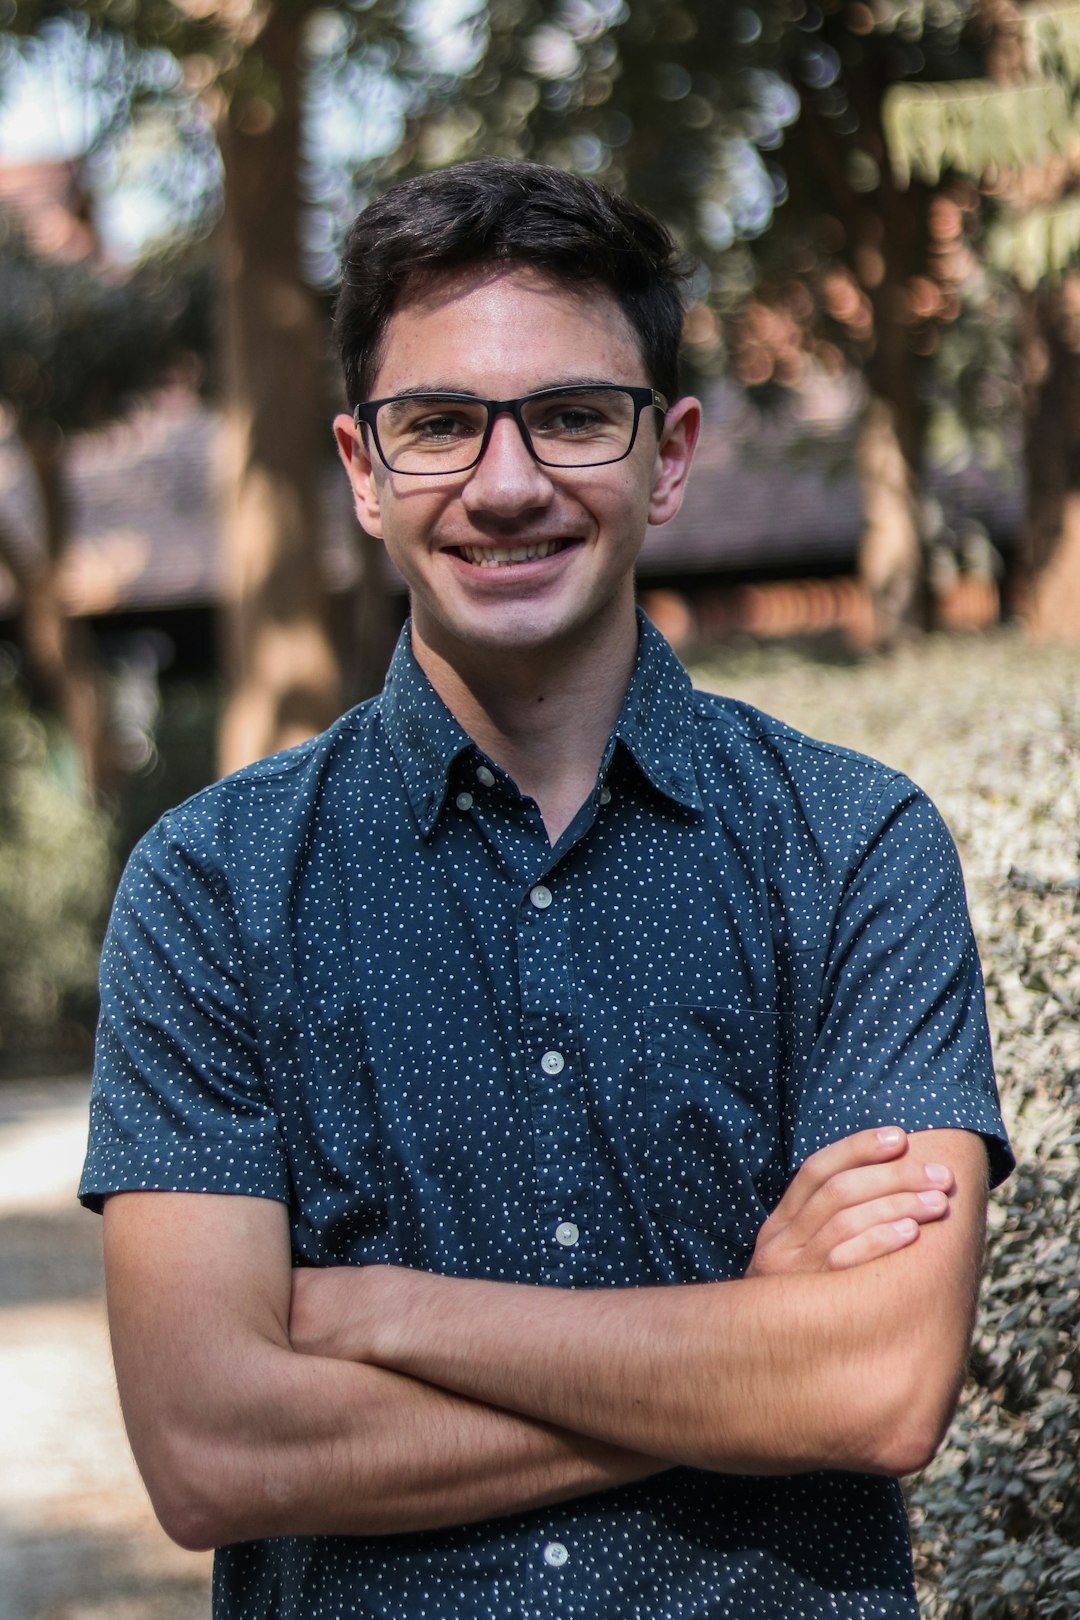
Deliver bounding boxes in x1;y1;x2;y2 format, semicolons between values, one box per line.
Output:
81;613;1012;1620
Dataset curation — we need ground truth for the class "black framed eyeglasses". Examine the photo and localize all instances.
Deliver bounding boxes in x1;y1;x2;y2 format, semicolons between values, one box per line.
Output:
353;384;668;475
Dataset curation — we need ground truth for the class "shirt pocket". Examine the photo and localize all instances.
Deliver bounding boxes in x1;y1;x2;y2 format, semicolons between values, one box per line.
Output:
641;1004;782;1244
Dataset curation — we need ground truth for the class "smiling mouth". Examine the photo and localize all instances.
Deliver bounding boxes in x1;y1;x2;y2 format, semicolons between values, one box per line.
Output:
452;539;573;568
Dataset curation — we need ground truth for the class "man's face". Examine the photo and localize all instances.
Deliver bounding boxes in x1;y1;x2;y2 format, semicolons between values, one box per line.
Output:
334;264;699;669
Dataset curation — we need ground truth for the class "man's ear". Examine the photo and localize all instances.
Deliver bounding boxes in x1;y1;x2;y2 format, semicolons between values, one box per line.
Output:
333;412;383;538
647;396;702;528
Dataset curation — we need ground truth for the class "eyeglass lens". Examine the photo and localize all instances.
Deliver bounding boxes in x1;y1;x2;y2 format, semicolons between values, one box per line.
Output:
373;388;642;473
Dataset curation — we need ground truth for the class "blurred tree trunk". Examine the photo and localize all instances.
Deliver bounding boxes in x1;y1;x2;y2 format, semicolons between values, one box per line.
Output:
216;0;343;775
0;431;116;802
978;0;1080;638
798;94;929;646
853;396;925;644
1015;282;1080;637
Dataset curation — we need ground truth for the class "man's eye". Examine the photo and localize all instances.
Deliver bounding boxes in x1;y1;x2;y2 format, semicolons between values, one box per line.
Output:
411;413;476;440
553;408;604;433
534;405;608;436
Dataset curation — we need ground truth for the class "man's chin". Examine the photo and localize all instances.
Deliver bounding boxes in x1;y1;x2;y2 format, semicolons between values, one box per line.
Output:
411;599;609;668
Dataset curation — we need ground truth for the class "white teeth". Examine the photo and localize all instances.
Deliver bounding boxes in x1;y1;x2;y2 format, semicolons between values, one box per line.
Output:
459;539;566;567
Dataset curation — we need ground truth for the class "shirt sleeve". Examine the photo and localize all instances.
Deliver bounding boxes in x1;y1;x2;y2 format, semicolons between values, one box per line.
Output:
78;810;290;1212
789;773;1013;1187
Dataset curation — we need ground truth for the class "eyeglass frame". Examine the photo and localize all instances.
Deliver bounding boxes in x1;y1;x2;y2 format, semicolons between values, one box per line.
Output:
352;383;669;476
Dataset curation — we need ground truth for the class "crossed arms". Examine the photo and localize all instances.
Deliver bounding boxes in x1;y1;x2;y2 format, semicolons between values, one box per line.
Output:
102;1124;988;1552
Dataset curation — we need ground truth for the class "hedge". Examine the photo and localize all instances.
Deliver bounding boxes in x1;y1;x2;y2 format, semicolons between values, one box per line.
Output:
694;630;1079;1618
0;666;115;1070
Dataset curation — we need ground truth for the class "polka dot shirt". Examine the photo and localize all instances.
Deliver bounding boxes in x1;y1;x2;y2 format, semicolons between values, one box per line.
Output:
81;611;1012;1619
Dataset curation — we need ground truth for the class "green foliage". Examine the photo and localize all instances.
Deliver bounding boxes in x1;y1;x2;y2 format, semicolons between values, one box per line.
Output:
0;208;214;436
0;9;224;246
1026;0;1080;93
691;632;1080;1620
0;661;115;1070
908;677;1080;1620
921;236;1020;474
987;197;1080;291
881;0;1080;304
6;0;226;62
391;0;794;246
884;80;1074;186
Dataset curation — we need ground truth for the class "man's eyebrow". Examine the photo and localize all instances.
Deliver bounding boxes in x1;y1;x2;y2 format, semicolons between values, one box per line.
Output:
379;385;474;400
529;377;631;392
379;377;632;400
375;389;479;424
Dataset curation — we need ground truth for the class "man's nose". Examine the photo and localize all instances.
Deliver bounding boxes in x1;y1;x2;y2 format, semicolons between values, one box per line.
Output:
460;409;555;516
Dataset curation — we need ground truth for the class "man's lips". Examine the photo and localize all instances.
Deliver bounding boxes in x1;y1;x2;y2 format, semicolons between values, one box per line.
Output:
446;538;579;568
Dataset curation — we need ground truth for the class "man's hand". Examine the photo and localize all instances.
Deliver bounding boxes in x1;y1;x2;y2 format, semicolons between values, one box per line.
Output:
746;1126;955;1278
291;1126;961;1363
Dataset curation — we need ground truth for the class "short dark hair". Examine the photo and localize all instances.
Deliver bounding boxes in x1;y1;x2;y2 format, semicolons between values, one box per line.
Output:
335;159;689;407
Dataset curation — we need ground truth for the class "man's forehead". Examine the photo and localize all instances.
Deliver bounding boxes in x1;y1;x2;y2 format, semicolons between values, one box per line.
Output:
369;262;644;391
392;260;617;317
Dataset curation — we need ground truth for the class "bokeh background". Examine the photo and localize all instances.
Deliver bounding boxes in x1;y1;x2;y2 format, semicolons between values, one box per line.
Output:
0;2;1076;1615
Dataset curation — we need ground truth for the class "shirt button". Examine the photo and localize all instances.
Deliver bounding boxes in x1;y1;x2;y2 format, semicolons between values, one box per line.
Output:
543;1541;569;1568
540;1050;565;1075
530;884;553;910
455;792;474;811
476;765;495;787
599;785;612;805
554;1221;579;1247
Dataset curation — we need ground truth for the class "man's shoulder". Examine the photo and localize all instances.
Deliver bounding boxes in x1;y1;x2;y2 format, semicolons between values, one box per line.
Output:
677;684;961;885
134;697;383;877
686;685;909;804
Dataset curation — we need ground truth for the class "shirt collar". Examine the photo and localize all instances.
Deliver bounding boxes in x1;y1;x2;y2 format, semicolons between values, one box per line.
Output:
611;610;704;814
378;630;475;836
378;610;704;837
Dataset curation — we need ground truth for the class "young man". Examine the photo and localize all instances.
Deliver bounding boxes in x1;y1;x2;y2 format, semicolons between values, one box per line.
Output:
81;160;1012;1619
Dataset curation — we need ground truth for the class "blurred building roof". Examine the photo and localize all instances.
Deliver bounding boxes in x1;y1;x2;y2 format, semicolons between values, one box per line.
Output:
646;382;864;575
0;388;362;618
0;379;1022;621
644;378;1022;576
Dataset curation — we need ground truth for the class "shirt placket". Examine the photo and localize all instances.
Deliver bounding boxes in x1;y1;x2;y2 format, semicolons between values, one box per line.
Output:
508;855;598;1610
517;870;595;1290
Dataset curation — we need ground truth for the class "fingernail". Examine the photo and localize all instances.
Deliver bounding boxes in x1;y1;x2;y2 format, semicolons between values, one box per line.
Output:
925;1163;951;1186
877;1128;904;1147
894;1219;918;1238
918;1190;946;1208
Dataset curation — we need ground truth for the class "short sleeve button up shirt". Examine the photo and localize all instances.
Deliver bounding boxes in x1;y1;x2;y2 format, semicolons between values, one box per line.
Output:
81;612;1012;1620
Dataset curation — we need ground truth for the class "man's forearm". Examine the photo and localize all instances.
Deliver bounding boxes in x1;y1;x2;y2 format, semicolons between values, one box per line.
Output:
292;1132;988;1480
103;1191;663;1552
299;1266;953;1479
297;1266;890;1474
163;1346;664;1548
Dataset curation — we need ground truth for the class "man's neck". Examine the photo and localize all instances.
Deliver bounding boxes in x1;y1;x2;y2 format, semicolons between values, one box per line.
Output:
410;611;639;844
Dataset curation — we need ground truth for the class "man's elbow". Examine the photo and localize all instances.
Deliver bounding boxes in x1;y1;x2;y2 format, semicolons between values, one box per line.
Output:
860;1406;953;1479
849;1350;965;1478
135;1424;268;1552
156;1495;220;1555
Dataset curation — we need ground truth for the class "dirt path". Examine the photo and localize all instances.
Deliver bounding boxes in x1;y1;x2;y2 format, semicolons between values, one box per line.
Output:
0;1078;213;1620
